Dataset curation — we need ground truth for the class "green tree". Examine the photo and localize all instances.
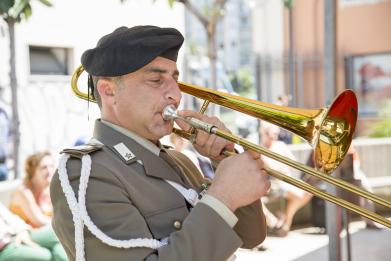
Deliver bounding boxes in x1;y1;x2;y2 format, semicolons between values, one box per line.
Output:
229;68;254;96
369;101;391;138
174;0;227;92
0;0;52;177
145;0;227;91
283;0;294;9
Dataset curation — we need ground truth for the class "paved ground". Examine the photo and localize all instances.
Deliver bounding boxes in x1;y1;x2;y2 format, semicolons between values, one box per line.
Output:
235;221;391;261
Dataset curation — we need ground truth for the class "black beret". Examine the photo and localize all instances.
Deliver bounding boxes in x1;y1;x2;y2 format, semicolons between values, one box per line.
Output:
81;25;184;77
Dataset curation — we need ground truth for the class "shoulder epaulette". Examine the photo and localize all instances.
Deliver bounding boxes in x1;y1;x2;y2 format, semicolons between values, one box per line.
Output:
61;143;103;159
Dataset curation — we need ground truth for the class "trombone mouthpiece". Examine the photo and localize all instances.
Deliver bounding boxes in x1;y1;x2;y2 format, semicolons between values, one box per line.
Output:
162;105;177;121
162;105;215;134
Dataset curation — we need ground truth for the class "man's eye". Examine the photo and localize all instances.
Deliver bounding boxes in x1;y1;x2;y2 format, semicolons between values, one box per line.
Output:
150;79;162;83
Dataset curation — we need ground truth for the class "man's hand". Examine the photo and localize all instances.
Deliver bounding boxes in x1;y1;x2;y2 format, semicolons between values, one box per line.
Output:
175;110;235;161
206;150;270;212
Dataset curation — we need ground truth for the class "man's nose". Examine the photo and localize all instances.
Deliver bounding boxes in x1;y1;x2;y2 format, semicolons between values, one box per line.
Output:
166;79;182;104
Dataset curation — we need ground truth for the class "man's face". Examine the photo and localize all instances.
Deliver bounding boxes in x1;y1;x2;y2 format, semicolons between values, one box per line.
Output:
111;56;181;142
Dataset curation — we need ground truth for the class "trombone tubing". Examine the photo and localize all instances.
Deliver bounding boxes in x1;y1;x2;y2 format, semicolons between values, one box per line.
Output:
172;121;391;229
211;128;391;210
219;144;391;228
212;127;391;228
264;166;391;229
169;110;390;210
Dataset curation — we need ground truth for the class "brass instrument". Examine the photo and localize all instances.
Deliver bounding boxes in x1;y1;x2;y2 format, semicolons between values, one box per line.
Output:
71;65;391;228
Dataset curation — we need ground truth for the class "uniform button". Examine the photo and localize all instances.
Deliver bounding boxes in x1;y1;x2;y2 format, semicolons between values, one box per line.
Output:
173;220;182;229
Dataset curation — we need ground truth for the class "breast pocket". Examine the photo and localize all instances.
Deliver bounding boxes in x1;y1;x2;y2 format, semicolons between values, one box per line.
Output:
145;205;189;239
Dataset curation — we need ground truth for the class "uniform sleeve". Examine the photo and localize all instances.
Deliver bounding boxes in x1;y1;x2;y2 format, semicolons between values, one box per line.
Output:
166;149;266;250
233;199;266;249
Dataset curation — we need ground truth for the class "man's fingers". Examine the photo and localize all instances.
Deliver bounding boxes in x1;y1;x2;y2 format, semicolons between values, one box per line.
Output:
175;110;236;159
174;110;207;132
247;150;261;160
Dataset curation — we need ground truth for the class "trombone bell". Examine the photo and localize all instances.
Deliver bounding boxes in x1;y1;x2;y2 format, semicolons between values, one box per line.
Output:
315;90;357;175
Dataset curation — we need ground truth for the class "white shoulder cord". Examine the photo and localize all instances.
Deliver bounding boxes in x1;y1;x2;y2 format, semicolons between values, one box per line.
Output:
58;154;167;261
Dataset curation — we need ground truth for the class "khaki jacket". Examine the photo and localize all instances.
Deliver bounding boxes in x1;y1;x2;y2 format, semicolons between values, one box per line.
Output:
50;120;266;261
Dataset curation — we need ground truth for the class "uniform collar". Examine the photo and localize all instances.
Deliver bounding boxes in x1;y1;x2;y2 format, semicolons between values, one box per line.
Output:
101;119;161;156
93;119;184;185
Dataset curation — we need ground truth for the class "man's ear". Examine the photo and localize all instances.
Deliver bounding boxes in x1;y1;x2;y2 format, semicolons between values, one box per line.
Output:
97;78;116;100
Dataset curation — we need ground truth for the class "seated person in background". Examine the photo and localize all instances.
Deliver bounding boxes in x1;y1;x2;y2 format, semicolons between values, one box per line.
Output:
260;122;312;237
9;151;55;228
0;202;67;261
0;153;8;182
347;146;383;229
0;105;10;181
275;95;292;144
305;145;383;229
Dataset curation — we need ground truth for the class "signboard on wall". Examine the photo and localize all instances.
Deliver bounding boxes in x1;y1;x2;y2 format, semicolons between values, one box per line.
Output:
345;52;391;116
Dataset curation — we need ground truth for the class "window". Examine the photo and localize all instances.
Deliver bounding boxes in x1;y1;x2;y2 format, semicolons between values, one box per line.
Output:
29;46;71;75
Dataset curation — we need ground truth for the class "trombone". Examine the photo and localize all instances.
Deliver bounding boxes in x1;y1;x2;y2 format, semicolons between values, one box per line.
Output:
71;65;391;229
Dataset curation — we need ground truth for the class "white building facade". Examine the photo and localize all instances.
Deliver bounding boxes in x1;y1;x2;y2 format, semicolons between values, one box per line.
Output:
251;0;285;103
0;0;185;173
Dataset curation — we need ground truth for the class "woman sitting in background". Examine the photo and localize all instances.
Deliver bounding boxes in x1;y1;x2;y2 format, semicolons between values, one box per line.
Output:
6;151;67;260
0;202;66;261
9;151;54;228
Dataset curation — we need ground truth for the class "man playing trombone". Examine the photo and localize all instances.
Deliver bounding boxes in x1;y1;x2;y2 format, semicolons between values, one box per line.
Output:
50;25;270;261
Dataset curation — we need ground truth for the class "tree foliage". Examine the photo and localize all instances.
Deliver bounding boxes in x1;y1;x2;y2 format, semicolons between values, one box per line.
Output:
369;101;391;138
150;0;175;8
229;68;254;95
283;0;294;9
0;0;52;22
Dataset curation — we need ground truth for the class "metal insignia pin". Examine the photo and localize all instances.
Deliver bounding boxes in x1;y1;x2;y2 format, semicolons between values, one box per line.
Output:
113;142;136;164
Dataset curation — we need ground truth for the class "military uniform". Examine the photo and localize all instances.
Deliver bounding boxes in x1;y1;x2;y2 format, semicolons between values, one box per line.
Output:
52;25;266;261
50;120;265;261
